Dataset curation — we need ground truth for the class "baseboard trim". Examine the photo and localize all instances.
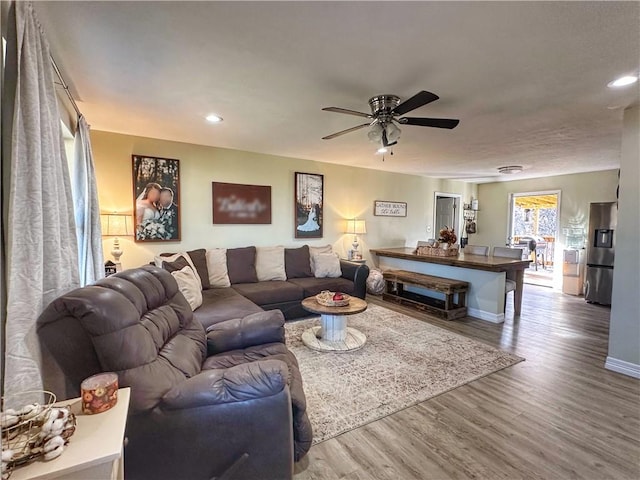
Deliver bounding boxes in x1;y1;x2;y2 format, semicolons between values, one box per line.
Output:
468;307;505;324
605;356;640;379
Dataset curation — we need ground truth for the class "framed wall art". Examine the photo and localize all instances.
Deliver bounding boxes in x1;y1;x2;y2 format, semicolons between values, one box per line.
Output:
132;155;181;242
374;200;407;217
295;172;324;238
212;182;272;224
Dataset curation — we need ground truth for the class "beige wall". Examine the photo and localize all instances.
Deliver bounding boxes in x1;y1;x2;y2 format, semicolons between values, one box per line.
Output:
473;170;619;249
91;130;476;269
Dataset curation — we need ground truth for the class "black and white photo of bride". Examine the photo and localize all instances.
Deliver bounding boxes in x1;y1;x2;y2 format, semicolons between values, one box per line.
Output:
295;172;323;238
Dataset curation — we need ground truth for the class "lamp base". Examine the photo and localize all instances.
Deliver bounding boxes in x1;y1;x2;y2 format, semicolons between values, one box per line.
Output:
111;237;123;271
350;236;362;260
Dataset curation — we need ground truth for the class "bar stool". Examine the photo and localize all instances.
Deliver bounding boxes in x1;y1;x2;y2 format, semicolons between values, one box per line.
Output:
464;245;489;256
493;246;524;312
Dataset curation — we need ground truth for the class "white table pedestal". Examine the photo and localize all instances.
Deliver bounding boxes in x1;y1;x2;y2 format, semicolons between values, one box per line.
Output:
301;313;366;352
319;314;346;341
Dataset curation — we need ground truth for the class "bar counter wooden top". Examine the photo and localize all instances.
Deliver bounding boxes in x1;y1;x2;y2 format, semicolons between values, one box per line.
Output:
369;247;530;272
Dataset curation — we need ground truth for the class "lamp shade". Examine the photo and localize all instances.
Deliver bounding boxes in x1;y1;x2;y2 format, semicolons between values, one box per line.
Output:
346;219;367;235
385;123;401;143
367;123;383;142
101;213;133;237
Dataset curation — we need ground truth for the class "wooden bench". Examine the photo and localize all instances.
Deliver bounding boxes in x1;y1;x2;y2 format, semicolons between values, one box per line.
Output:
382;269;469;320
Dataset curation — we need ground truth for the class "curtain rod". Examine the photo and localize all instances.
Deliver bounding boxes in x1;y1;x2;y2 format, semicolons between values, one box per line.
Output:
50;55;81;118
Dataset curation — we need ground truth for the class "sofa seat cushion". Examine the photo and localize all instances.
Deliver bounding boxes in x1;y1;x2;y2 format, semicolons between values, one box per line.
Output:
287;277;355;298
232;281;304;306
194;288;263;331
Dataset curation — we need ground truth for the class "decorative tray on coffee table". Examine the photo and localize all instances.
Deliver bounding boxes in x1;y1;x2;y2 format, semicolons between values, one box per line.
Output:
315;291;351;307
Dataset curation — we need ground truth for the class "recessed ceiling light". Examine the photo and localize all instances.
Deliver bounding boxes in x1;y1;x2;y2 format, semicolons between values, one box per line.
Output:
498;165;523;174
607;75;638;88
377;147;388;154
205;114;223;123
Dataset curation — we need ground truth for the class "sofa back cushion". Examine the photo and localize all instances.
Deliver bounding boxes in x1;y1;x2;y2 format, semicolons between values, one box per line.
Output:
309;245;333;275
285;246;313;278
160;255;191;273
183;249;210;289
206;248;231;288
227;246;258;284
37;266;207;414
171;266;204;310
255;246;287;281
313;252;342;278
156;249;210;290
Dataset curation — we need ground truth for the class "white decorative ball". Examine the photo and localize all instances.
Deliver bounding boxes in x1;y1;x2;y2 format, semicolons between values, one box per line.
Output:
366;269;385;295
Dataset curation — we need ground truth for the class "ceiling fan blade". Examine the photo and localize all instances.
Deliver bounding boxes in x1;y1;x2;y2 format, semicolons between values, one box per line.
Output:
322;123;370;140
400;117;460;129
322;107;373;118
392;91;439;116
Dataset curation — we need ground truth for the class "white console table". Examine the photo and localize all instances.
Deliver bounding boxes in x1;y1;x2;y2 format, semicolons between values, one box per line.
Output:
11;387;130;480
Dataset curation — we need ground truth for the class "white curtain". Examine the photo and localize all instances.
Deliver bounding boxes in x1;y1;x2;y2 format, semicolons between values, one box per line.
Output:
2;2;80;396
72;115;104;286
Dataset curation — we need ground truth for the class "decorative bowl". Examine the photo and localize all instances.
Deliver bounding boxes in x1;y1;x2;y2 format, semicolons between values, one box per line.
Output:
316;291;351;307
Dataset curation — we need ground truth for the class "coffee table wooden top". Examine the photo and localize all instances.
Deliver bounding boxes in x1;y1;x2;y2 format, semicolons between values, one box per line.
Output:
301;296;368;316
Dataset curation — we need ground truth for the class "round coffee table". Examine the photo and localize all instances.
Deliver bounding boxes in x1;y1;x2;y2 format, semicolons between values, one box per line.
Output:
300;296;368;352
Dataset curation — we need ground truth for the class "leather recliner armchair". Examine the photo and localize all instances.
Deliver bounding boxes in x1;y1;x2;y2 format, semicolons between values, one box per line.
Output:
37;266;312;480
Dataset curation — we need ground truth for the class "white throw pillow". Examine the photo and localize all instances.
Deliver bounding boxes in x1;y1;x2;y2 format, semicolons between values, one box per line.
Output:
313;252;342;278
309;245;333;274
171;266;203;311
205;248;231;288
154;252;203;289
255;246;286;281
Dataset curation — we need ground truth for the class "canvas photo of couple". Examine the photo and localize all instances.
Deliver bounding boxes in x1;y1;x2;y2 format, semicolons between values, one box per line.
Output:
132;155;181;241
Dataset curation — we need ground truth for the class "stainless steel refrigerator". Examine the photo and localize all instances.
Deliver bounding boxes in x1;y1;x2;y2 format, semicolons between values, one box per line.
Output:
585;202;617;305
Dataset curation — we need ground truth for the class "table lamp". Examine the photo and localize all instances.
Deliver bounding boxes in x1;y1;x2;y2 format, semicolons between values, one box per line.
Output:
346;219;367;260
101;213;133;271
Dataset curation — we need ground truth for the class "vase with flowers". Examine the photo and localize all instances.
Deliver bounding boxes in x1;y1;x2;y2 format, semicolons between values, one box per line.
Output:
438;226;457;248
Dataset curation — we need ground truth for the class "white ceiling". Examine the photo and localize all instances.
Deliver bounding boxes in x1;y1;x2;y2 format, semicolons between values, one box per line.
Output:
34;1;640;182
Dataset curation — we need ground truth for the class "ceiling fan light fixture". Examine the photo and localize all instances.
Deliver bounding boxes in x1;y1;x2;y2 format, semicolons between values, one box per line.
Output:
368;123;383;142
377;147;388;154
498;165;523;174
385;123;401;143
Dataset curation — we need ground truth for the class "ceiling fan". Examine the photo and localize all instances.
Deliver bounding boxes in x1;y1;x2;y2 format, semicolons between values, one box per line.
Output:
322;90;459;149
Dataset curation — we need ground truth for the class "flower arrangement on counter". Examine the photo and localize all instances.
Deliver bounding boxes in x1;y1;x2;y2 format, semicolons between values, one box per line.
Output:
438;226;458;246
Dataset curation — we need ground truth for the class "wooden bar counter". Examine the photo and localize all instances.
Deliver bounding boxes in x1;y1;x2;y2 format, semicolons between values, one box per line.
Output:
370;247;530;322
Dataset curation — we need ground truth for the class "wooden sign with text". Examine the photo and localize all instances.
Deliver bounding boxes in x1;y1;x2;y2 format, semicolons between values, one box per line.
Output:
212;182;271;224
374;200;407;217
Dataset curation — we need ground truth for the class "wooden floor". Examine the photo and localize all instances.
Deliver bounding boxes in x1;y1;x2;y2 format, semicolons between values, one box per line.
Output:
293;285;640;480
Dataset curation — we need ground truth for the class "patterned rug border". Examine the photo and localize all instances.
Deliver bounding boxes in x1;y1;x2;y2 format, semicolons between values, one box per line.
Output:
285;304;525;445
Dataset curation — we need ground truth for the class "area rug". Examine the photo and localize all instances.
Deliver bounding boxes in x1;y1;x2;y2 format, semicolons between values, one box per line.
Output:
285;304;524;444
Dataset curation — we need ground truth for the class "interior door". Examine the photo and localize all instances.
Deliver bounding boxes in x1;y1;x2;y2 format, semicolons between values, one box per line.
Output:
435;197;457;233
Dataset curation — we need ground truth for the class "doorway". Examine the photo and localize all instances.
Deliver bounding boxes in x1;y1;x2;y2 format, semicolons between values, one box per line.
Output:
508;191;561;287
434;192;462;240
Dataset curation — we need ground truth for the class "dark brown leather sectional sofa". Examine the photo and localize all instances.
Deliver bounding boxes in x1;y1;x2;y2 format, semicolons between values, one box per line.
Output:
168;245;370;328
37;266;313;480
37;245;369;479
196;262;370;328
